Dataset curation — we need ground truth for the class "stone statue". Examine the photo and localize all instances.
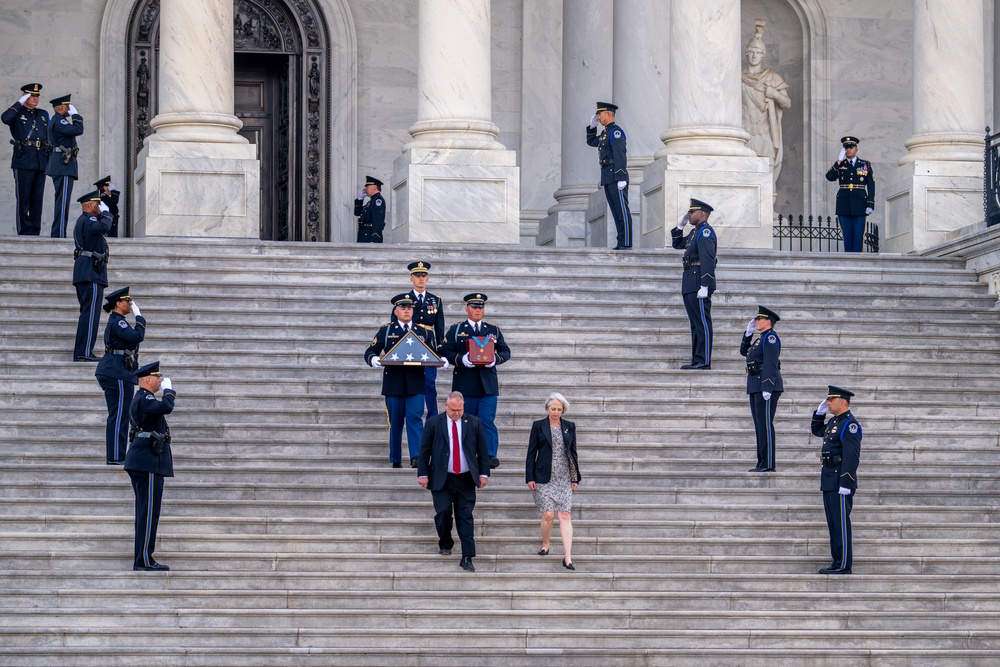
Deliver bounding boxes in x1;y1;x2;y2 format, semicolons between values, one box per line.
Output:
741;20;791;185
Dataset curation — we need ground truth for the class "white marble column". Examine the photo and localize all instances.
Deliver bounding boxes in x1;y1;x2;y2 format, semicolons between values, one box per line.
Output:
391;0;519;243
536;0;612;246
886;0;985;252
133;0;260;237
641;0;773;248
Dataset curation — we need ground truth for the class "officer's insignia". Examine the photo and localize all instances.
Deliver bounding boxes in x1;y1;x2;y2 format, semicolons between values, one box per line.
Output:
371;336;378;345
702;229;711;237
848;423;858;434
613;130;622;138
118;320;129;329
145;394;155;400
60;119;70;125
766;335;776;344
375;200;382;206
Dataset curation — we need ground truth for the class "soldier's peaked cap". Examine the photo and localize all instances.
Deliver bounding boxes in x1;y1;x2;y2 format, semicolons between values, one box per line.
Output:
408;261;431;274
688;198;714;214
827;386;855;400
755;306;780;323
137;362;161;378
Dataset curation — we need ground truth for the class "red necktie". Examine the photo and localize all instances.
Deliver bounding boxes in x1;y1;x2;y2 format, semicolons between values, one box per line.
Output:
451;419;461;473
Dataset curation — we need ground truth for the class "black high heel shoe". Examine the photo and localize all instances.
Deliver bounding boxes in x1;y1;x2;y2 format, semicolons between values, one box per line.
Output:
562;559;575;571
537;548;549;556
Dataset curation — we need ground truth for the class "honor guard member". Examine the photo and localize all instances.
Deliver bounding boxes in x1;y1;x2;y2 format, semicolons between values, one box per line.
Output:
366;294;444;468
440;293;511;469
741;306;783;472
96;287;146;465
2;83;49;235
125;361;176;571
811;386;862;574
586;102;632;249
825;136;875;253
354;175;386;243
94;175;121;237
671;198;718;369
46;94;84;238
391;261;446;418
72;190;113;361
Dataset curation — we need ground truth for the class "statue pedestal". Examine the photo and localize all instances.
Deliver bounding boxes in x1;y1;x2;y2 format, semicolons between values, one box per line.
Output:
133;140;260;237
640;153;773;248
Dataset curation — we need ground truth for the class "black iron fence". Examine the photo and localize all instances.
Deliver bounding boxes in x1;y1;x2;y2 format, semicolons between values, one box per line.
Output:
985;126;1000;227
773;214;879;253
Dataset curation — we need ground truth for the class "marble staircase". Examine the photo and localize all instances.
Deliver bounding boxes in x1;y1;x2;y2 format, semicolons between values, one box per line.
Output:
0;236;998;666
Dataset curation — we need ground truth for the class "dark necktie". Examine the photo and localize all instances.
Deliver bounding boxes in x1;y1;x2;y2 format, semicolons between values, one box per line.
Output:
451;420;460;473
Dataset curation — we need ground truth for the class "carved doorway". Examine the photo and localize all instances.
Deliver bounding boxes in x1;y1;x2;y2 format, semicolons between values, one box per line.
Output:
125;0;331;241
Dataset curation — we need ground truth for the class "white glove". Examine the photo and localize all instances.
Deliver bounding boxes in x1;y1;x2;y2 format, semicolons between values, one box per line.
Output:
617;180;627;191
358;187;366;199
697;286;708;299
837;147;846;162
461;353;475;368
744;319;756;337
486;358;497;368
865;207;873;216
589;113;599;128
762;391;771;401
838;487;851;496
98;202;110;213
109;182;117;191
440;358;450;370
816;399;829;415
67;104;78;116
676;213;689;230
18;93;29;104
160;378;172;391
129;300;141;318
370;356;381;368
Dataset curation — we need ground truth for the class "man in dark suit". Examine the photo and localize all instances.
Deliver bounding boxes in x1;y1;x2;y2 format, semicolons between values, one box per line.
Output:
825;136;875;253
417;391;490;572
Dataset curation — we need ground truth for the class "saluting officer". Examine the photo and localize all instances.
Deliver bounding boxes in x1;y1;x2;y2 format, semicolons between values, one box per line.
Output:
94;175;121;237
72;190;113;362
825;136;875;253
96;287;146;465
811;386;862;575
741;306;783;472
586;101;632;250
366;294;444;468
354;175;386;243
390;261;446;418
2;83;49;235
440;293;511;469
125;361;176;571
671;198;718;370
46;94;84;238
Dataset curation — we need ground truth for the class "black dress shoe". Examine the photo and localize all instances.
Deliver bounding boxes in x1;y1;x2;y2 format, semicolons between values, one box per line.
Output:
107;461;125;466
748;466;765;472
562;559;575;571
680;363;711;370
460;557;475;572
537;548;549;556
134;561;169;571
439;548;452;556
73;355;99;362
817;567;851;575
410;457;418;468
759;467;776;472
391;461;402;468
489;456;500;469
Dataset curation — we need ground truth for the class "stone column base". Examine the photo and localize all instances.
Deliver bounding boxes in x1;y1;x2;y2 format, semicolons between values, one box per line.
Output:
133;141;260;238
640;153;773;248
389;148;520;244
884;160;983;253
536;210;586;247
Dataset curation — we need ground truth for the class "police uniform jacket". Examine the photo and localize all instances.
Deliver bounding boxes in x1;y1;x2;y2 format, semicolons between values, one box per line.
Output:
390;290;445;352
124;387;176;477
671;221;717;294
72;211;112;286
100;189;121;235
364;321;435;396
2;102;49;170
740;328;783;394
440;320;511;398
825;157;875;216
354;192;386;239
45;112;83;178
811;409;862;492
586;121;628;186
525;418;581;485
95;312;147;382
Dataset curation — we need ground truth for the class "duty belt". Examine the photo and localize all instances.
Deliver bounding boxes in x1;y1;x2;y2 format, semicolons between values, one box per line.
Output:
683;260;700;269
16;139;43;148
76;249;103;259
839;184;867;190
821;453;843;467
746;362;762;375
105;349;136;356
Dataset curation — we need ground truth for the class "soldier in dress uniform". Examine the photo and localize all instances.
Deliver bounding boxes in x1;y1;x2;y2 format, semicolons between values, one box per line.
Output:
354;175;386;243
741;306;783;472
45;94;84;238
2;83;49;235
811;386;862;575
72;190;113;361
825;136;875;253
440;293;511;469
94;175;121;237
125;361;176;571
671;198;718;370
390;261;446;418
95;287;146;465
366;294;444;468
586;101;632;249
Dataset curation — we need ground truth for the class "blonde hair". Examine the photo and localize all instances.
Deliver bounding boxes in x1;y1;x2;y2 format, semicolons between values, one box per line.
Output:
545;392;569;414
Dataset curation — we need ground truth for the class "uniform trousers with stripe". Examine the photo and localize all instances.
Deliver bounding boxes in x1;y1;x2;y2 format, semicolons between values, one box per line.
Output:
423;367;439;418
74;282;104;358
12;168;45;235
128;470;165;568
838;215;866;253
823;489;854;571
749;391;781;470
682;291;713;366
98;376;133;464
385;394;425;463
50;175;74;237
603;183;633;248
432;471;477;557
464;395;499;457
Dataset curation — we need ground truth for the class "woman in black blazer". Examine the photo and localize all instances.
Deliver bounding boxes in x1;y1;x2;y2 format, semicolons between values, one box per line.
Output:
525;392;581;570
